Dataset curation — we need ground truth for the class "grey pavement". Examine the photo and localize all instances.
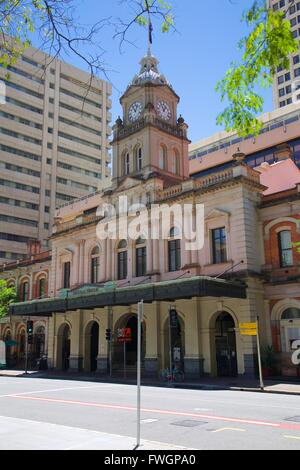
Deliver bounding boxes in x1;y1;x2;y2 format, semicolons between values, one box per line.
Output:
1;368;300;396
1;376;300;449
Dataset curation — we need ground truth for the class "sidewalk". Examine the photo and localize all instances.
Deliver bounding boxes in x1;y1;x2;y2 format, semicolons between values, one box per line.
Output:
1;368;300;396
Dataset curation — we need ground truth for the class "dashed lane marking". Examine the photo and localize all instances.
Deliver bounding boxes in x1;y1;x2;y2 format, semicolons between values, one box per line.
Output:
212;427;246;433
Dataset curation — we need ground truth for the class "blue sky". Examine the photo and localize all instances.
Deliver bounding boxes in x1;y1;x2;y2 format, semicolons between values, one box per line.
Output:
38;0;273;142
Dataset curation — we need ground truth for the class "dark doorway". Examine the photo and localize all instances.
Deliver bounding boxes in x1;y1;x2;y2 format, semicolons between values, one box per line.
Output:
90;322;99;372
215;312;237;377
62;325;71;371
126;316;138;365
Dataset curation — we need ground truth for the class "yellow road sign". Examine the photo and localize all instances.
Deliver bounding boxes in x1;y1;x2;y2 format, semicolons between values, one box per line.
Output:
240;329;257;336
239;323;257;330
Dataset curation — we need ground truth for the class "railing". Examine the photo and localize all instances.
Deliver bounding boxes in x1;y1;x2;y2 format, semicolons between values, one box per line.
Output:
113;115;187;141
194;168;234;189
54;214;101;234
157;164;260;201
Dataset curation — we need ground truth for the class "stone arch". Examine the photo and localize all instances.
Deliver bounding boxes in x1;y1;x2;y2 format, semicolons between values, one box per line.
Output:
264;217;300;239
7;278;16;288
134;144;143;172
170;147;180;174
271;299;300;354
56;323;71;370
3;327;13;367
19;275;30;301
159;144;167;170
271;299;300;322
162;312;185;371
35;271;48;299
83;320;100;372
121;149;130;176
33;324;46;360
16;324;26;365
113;313;146;370
211;311;238;377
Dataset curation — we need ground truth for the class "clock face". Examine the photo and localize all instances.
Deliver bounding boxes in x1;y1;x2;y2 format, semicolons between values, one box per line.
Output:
156;100;172;121
128;101;143;122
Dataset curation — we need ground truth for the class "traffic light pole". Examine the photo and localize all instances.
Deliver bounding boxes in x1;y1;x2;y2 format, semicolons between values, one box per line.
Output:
25;331;29;375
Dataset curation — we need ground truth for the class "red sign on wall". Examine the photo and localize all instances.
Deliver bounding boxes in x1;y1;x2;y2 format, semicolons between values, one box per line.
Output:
117;328;132;344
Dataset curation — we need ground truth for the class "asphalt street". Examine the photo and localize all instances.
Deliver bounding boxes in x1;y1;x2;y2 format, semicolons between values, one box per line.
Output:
0;376;300;450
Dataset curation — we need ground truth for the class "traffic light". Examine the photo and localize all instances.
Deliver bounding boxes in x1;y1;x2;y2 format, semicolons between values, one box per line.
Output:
27;321;33;344
105;329;112;341
26;321;33;334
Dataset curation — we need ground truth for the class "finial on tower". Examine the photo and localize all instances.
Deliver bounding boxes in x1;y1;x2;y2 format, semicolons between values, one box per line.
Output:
148;11;153;56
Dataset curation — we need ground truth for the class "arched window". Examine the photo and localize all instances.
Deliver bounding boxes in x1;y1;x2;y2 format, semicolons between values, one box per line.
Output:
20;280;29;302
136;238;147;277
281;308;300;352
123;152;130;176
278;230;293;267
159;145;167;170
38;278;46;298
171;149;180;174
282;308;300;320
168;228;181;272
135;147;143;172
91;246;100;284
117;240;128;280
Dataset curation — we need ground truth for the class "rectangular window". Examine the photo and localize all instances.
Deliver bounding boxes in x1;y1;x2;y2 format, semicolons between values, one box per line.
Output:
63;262;71;288
118;251;128;280
136;247;147;277
278;231;293;267
212;228;227;264
168;240;181;272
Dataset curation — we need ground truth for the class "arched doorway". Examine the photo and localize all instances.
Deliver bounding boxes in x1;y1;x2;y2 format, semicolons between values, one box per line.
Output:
114;315;145;369
163;314;185;371
4;330;12;368
17;328;26;367
84;322;99;372
33;326;45;362
215;312;237;377
57;324;71;370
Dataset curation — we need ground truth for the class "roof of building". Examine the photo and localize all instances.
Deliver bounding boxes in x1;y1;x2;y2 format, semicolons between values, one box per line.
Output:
129;48;171;88
256;158;300;196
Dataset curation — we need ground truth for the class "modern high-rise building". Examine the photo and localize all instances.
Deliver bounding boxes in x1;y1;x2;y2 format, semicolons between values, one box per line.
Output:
269;0;300;108
0;44;112;264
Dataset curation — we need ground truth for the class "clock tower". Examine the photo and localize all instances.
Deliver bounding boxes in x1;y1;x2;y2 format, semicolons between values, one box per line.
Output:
111;48;190;186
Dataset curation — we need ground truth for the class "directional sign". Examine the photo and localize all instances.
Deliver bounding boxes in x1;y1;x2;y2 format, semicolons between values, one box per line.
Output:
239;323;257;330
117;328;132;344
240;329;257;336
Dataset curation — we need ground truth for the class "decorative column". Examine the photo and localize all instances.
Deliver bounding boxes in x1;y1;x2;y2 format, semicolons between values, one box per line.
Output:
97;307;110;374
146;238;153;274
69;310;83;371
152;239;160;273
106;238;112;280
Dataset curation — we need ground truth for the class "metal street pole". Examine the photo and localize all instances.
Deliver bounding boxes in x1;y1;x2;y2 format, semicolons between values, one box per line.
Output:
256;316;264;390
136;300;143;449
108;306;113;378
168;305;173;384
25;332;28;375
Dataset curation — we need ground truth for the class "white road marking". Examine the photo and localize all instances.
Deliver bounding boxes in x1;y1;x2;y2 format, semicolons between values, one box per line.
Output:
0;385;102;398
141;419;158;424
284;435;300;441
194;408;213;412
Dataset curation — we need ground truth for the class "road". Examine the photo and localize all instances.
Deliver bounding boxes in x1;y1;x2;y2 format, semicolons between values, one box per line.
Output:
0;376;300;450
